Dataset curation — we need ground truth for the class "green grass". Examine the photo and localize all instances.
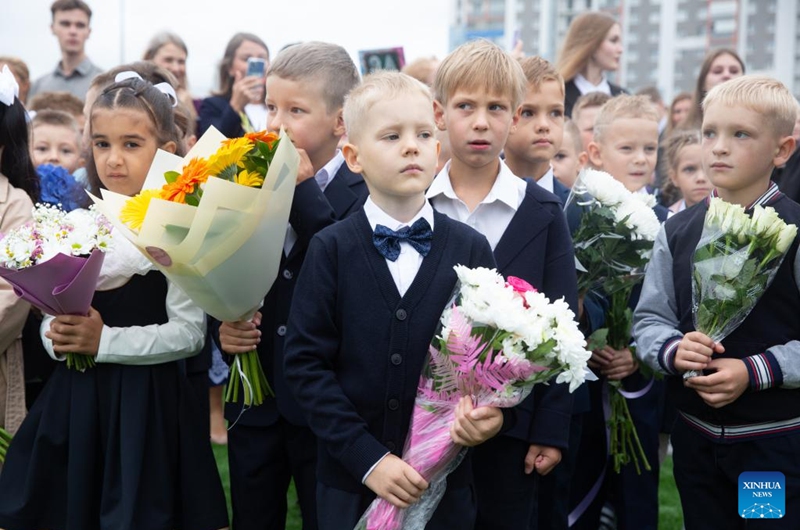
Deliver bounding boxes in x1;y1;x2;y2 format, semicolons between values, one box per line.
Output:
213;445;684;529
659;456;684;530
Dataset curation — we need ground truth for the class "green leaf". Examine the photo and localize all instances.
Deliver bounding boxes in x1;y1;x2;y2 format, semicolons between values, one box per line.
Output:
164;171;180;184
587;328;609;351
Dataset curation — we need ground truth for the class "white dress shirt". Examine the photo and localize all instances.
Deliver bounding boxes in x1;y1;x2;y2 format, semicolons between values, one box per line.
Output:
426;159;526;250
536;166;555;194
283;151;346;255
574;73;612;96
363;197;435;297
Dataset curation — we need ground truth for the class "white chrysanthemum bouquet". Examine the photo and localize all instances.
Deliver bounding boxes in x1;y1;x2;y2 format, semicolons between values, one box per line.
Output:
686;197;798;378
566;169;661;473
355;266;591;530
0;204;113;371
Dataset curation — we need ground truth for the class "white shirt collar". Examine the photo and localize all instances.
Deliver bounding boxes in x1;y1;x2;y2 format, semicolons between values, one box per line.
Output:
535;166;555;193
364;197;435;232
315;151;345;191
426;159;523;212
574;73;611;96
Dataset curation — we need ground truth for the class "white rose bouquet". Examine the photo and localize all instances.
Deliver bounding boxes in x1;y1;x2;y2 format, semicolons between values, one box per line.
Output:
355;266;591;530
566;169;661;473
685;198;798;378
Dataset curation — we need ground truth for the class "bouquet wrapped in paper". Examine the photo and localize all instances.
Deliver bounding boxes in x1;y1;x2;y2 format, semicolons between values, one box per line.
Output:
685;197;797;378
0;204;113;371
566;168;661;473
355;266;591;530
89;127;299;406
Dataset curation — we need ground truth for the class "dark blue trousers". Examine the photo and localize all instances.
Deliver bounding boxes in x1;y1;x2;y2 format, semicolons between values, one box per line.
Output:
317;480;476;530
473;435;540;529
532;413;582;530
569;378;661;530
228;419;318;530
672;418;800;529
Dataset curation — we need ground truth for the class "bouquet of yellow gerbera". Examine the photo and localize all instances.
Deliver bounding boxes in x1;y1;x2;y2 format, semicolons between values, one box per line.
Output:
89;126;299;407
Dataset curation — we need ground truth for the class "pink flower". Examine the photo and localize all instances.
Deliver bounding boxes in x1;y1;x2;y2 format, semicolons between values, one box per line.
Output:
507;276;536;294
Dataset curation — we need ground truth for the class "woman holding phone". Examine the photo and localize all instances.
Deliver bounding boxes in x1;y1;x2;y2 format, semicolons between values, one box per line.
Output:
198;32;269;137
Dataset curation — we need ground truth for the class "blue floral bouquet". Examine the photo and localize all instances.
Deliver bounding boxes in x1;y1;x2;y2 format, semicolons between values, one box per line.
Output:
37;164;87;212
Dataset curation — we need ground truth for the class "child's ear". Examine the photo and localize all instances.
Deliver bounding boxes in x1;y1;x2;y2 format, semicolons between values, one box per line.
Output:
433;100;447;131
333;108;346;138
161;141;178;155
342;142;362;174
586;142;603;169
578;150;589;169
774;135;796;167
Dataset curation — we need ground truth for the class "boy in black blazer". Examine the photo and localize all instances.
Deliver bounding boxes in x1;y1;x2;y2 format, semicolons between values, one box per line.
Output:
218;42;366;530
283;71;506;530
428;43;579;529
503;56;586;530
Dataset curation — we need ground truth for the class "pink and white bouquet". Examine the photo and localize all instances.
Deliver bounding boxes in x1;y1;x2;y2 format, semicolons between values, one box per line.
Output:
0;204;113;371
355;266;591;530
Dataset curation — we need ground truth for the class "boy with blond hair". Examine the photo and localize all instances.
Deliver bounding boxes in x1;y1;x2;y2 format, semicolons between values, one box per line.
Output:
218;41;366;530
29;109;84;173
427;39;579;529
284;71;502;529
571;93;667;530
634;75;800;529
587;94;663;194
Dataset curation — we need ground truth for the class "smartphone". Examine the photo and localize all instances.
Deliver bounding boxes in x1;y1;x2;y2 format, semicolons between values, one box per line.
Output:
246;57;266;78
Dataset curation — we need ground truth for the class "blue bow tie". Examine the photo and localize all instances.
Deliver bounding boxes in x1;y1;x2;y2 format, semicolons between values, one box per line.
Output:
373;218;433;262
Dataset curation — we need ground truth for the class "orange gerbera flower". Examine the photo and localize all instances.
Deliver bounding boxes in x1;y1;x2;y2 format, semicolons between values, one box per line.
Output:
179;157;210;186
245;130;279;146
160;158;209;203
160;178;195;203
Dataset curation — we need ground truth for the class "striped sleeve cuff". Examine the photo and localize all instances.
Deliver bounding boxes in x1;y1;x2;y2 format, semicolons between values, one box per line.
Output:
744;352;784;391
658;337;682;375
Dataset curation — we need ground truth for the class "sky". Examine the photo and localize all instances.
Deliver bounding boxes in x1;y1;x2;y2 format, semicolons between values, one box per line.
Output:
0;0;452;97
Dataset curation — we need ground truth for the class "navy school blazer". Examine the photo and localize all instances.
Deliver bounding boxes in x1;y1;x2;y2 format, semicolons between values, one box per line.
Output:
491;180;579;448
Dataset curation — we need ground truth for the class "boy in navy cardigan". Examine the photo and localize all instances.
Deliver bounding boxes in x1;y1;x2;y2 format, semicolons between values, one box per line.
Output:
427;41;579;529
218;42;365;530
283;72;505;530
634;76;800;529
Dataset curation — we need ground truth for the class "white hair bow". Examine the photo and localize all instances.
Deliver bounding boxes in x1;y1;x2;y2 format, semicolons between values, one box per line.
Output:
0;65;20;107
114;71;178;107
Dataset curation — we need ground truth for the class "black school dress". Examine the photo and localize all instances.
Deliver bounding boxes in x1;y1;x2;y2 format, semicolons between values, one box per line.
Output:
0;271;229;530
